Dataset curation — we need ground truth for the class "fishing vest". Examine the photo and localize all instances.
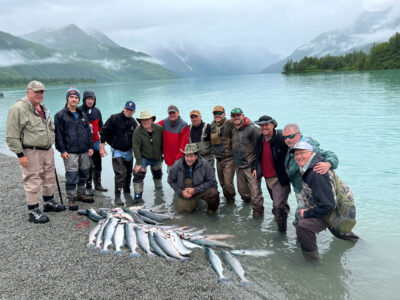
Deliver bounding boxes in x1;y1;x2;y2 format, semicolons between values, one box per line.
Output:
210;119;232;158
189;123;213;164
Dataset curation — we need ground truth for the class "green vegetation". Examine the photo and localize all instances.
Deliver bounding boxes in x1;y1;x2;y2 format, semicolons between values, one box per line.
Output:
283;32;400;74
0;77;96;88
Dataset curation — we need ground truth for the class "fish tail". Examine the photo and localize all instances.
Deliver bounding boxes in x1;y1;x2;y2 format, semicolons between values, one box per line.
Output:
86;242;94;249
218;277;229;283
113;250;124;256
128;252;141;258
147;252;156;258
99;249;110;255
239;279;252;286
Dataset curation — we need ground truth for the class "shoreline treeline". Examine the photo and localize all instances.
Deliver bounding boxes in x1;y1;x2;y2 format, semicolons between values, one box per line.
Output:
282;32;400;74
0;77;96;88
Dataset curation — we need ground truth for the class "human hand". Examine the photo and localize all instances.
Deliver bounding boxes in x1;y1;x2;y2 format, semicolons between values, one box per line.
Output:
100;145;107;157
88;149;94;156
61;152;70;159
134;165;143;173
18;156;29;167
314;162;331;174
182;189;192;198
252;170;257;178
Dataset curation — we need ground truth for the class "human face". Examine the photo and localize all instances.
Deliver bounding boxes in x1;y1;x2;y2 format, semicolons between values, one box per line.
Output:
141;118;153;131
213;111;225;123
190;114;202;127
184;153;198;167
67;95;80;110
282;127;301;147
123;108;135;118
168;111;179;122
231;113;244;126
26;89;44;106
260;123;275;139
85;97;95;108
294;149;314;167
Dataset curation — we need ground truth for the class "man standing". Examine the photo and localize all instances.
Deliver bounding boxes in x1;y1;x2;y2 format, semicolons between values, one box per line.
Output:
210;105;236;202
132;111;163;202
54;87;94;211
254;115;290;232
6;80;65;223
100;101;138;206
168;144;219;214
79;90;107;193
282;123;339;208
158;105;189;169
291;142;358;260
231;108;264;217
189;110;214;170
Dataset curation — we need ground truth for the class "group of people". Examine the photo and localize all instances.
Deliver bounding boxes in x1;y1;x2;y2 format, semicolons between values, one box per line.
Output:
6;80;358;260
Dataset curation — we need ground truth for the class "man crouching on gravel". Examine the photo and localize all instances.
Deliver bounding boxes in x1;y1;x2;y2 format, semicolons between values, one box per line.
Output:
6;81;65;224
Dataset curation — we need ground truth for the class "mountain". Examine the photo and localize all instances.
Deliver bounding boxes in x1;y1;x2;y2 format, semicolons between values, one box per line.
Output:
148;43;281;77
262;7;400;73
0;25;177;82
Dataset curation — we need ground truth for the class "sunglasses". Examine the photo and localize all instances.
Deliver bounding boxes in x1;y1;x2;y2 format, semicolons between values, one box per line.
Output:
213;111;224;116
231;114;242;118
231;109;242;114
283;133;297;139
190;115;199;119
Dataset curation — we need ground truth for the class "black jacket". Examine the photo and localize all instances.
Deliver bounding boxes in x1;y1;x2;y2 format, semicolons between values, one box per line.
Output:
301;153;336;218
54;107;93;154
100;111;138;151
254;129;290;186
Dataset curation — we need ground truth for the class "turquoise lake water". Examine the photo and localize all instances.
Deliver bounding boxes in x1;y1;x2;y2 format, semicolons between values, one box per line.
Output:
1;71;399;299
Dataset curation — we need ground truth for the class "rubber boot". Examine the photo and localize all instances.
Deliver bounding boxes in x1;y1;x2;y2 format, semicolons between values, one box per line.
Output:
252;207;264;218
133;193;143;203
154;179;162;189
329;228;360;241
94;170;108;192
242;196;251;203
114;192;124;206
302;250;319;260
277;209;288;233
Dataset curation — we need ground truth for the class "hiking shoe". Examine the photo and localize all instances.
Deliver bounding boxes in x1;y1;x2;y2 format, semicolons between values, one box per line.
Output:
43;199;66;212
77;194;95;203
28;208;49;224
68;199;79;211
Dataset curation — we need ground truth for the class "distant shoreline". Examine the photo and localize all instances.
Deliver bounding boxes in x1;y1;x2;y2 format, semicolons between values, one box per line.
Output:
0;77;96;89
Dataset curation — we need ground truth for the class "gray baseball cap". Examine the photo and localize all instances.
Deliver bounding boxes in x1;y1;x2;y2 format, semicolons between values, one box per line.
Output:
27;80;45;91
290;141;313;153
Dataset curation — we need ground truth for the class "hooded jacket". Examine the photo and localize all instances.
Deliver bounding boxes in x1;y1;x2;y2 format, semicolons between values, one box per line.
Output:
79;91;103;143
101;112;138;151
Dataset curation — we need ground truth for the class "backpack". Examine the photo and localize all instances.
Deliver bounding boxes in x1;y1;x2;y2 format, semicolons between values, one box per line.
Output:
323;171;356;234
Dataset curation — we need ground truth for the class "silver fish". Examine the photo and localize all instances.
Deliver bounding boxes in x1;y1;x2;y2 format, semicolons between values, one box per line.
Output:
100;217;119;255
190;238;234;249
124;223;140;258
137;209;174;222
135;226;155;258
230;249;273;257
148;232;174;261
170;230;192;256
94;217;111;250
122;207;146;224
86;220;104;248
153;231;190;261
182;239;204;250
87;208;105;222
205;247;228;283
221;250;251;286
112;223;125;256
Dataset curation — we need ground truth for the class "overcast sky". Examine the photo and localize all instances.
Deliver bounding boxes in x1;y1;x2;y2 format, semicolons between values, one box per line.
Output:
0;0;398;56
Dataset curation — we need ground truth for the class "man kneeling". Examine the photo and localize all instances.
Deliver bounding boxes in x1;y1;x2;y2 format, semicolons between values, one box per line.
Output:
168;143;220;214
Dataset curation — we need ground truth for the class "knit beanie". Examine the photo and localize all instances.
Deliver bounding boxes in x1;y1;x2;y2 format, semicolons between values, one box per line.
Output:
66;87;81;100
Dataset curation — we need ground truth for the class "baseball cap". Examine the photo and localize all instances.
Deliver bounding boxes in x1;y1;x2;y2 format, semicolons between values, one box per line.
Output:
27;81;45;92
231;108;243;115
290;141;313;153
190;110;201;117
168;105;179;113
124;100;136;110
213;105;225;113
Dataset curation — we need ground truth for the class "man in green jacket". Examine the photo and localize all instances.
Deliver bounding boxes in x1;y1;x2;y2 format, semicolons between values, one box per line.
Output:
132;111;163;202
6;81;65;224
283;123;339;208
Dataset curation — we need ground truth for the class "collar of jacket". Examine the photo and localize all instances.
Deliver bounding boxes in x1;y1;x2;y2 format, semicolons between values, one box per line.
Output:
237;117;250;130
64;106;83;116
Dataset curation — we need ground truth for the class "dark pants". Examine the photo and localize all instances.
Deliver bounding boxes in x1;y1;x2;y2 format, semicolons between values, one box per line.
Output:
216;157;236;201
265;177;290;223
296;218;329;253
112;157;133;194
177;178;220;212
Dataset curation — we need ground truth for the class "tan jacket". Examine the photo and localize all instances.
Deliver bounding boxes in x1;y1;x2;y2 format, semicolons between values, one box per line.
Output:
6;97;55;155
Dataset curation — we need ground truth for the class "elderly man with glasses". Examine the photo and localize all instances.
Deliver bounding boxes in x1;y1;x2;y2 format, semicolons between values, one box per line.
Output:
282;123;339;214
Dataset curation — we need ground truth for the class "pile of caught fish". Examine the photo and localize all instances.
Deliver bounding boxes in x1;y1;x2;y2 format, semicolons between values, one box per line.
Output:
78;205;271;284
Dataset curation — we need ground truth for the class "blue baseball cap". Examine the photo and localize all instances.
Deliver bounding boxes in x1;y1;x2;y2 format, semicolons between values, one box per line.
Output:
124;100;136;110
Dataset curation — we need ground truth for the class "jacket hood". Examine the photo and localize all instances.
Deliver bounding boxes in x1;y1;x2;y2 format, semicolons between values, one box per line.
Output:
303;152;323;175
237;117;251;130
82;91;96;108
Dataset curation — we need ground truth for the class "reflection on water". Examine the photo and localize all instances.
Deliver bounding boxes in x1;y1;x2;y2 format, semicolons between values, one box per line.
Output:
1;70;400;299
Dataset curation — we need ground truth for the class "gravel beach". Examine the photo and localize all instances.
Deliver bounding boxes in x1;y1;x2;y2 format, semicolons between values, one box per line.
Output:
0;153;276;300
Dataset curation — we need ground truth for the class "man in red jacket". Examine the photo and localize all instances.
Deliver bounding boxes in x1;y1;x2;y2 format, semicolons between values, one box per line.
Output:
158;105;189;170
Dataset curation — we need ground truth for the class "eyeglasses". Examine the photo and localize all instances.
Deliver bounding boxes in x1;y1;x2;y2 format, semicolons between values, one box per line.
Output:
213;111;224;116
231;109;242;114
283;133;298;140
294;151;310;157
168;111;177;114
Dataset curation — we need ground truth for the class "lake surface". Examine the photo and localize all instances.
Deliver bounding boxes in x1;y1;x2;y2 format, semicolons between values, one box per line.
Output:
1;71;399;299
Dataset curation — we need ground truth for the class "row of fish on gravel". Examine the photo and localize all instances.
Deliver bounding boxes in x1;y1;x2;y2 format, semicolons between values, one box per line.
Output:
78;205;272;284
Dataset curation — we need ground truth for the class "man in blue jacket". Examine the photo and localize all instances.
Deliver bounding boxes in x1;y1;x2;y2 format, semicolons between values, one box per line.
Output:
54;87;94;211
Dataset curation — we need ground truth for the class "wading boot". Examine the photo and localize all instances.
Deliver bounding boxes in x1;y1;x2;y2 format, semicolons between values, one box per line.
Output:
94;170;108;192
28;207;49;224
252;207;264;218
302;250;319;261
77;193;94;203
115;192;124;206
133;193;143;204
68;198;79;211
43;196;66;212
123;186;131;194
277;209;288;233
154;179;162;189
85;182;95;196
242;196;251;203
